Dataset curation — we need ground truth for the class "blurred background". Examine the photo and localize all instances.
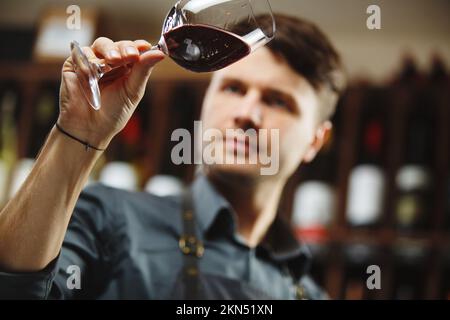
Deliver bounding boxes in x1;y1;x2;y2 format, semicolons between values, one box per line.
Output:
0;0;449;299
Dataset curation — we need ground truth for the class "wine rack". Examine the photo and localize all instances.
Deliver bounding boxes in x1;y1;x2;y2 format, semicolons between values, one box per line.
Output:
0;58;449;299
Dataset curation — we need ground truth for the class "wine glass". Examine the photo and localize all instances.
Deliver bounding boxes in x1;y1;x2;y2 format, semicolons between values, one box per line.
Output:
70;0;276;110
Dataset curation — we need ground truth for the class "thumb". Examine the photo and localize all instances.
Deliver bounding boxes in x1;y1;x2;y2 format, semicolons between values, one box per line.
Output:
126;49;165;94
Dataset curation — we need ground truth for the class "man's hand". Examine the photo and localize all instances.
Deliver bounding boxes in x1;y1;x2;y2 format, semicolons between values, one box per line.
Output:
58;37;165;149
0;38;164;272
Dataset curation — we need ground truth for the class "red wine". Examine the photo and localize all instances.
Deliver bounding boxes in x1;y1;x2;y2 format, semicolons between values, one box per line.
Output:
163;24;251;73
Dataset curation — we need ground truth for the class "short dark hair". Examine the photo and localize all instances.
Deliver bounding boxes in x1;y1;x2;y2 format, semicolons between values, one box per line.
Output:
267;14;344;92
234;13;346;119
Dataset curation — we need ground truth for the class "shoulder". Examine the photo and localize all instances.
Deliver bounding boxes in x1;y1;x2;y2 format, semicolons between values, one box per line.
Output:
73;183;183;235
77;182;180;212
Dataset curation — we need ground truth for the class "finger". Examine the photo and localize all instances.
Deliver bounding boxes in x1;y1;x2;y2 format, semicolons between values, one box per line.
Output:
64;45;103;74
137;48;166;65
92;37;122;64
134;39;152;52
81;46;98;60
99;65;132;86
126;49;165;95
117;40;140;64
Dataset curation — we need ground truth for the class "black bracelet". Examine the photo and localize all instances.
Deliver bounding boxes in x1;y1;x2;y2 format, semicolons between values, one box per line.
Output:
55;123;105;152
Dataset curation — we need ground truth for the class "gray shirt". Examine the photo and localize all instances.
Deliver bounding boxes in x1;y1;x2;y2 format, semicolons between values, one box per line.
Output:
0;174;327;299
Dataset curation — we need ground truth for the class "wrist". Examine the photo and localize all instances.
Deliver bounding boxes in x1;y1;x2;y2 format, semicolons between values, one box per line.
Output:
54;120;113;151
47;125;108;159
35;126;105;186
55;123;108;151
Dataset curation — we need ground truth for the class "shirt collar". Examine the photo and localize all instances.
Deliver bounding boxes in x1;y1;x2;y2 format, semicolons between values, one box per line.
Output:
190;174;312;274
259;216;312;279
190;173;232;234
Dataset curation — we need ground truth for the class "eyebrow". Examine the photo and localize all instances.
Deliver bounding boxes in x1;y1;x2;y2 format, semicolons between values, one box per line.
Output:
219;77;300;113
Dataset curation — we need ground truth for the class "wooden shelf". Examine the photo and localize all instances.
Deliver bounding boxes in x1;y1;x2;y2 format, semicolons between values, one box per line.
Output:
0;59;213;82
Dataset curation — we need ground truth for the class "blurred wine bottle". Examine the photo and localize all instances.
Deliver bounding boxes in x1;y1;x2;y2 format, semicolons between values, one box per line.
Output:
428;55;450;232
293;116;337;244
394;68;437;233
446;133;450;230
117;115;143;162
292;108;340;287
341;244;380;300
27;87;58;158
9;158;35;198
103;111;144;188
0;160;6;205
99;161;139;191
0;89;18;204
145;174;184;196
292;156;334;287
161;85;199;180
346;88;387;228
439;248;450;300
391;240;429;300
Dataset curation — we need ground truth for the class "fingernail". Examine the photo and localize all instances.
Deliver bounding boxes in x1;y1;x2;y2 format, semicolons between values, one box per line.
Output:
155;54;165;61
109;50;121;59
144;53;165;65
126;47;139;55
137;39;151;47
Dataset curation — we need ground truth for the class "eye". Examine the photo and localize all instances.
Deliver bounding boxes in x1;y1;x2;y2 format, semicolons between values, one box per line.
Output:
272;98;288;108
222;83;245;95
262;91;298;114
265;96;289;109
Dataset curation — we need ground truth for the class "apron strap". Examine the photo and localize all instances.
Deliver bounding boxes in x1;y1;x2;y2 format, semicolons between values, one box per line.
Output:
179;188;204;299
282;263;310;300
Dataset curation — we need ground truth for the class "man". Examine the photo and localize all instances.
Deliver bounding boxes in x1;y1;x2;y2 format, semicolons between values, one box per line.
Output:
0;14;344;299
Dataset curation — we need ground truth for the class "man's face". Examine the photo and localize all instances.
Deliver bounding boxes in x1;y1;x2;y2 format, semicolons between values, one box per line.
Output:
200;47;326;181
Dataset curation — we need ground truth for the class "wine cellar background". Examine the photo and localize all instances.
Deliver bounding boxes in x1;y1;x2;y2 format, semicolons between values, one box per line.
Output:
1;0;450;301
1;55;449;299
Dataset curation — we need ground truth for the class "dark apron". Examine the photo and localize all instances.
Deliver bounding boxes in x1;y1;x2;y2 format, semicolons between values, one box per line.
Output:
168;190;307;300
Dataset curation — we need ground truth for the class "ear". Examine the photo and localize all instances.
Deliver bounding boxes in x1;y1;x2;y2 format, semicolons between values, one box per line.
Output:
302;121;333;163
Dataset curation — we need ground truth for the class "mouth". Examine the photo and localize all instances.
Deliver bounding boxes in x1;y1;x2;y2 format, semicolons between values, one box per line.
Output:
224;136;258;155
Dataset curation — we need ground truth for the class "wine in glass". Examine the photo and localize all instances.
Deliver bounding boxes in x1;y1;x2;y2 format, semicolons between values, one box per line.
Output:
71;0;276;110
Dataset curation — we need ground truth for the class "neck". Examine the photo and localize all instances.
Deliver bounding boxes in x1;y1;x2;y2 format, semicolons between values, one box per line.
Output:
207;171;285;248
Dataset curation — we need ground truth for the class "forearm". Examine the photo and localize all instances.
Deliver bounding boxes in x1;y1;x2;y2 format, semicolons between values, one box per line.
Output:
0;125;108;272
0;36;163;274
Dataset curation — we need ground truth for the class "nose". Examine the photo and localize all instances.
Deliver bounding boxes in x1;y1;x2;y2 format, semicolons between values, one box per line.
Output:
233;89;262;130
